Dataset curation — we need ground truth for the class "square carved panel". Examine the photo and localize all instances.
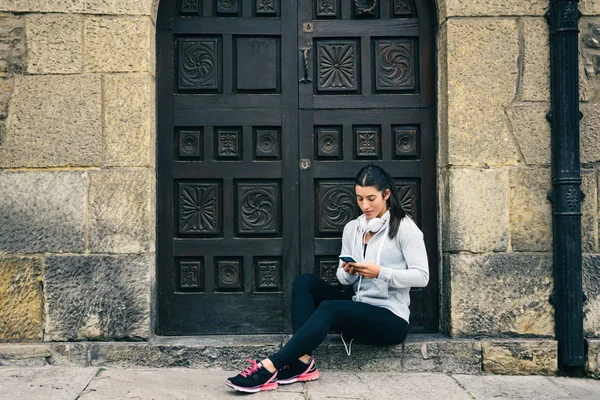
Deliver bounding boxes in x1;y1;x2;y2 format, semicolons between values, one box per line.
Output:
319;260;341;288
215;127;242;160
179;260;203;291
317;182;359;234
215;259;243;290
255;259;281;291
355;126;381;159
216;0;239;15
255;128;280;159
316;0;337;17
235;37;280;92
178;182;220;235
394;0;412;15
395;181;419;224
316;126;342;159
394;126;419;158
178;129;203;159
316;40;359;92
237;181;280;235
178;38;220;92
374;39;416;91
256;0;277;15
180;0;201;14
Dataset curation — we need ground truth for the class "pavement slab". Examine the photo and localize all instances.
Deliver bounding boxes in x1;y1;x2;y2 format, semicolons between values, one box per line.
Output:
454;374;600;400
0;367;98;400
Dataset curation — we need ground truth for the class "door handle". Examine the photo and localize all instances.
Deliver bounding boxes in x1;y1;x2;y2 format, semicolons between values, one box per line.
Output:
299;46;312;84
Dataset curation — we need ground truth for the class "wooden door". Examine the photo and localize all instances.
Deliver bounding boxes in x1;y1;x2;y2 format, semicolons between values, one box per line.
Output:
298;0;438;332
156;0;438;334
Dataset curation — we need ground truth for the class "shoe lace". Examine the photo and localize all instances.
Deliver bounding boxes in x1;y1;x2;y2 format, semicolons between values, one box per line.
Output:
240;359;261;377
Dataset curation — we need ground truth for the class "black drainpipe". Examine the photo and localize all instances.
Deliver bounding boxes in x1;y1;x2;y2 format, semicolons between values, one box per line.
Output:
546;0;585;376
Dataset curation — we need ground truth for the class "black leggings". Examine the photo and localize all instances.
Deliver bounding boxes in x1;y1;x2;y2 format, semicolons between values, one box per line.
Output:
268;273;409;370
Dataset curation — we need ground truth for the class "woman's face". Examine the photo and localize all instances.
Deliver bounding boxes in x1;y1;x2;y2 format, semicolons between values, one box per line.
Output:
355;185;390;220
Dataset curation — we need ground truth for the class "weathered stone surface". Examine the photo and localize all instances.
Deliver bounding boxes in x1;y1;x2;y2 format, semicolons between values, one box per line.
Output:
0;257;42;342
455;375;575;399
584;256;600;337
49;343;90;367
0;15;25;119
328;342;403;372
84;17;153;73
582;105;600;164
439;23;449;167
0;172;86;253
446;19;521;165
0;75;102;167
0;344;50;366
509;168;552;252
444;1;548;17
587;339;600;378
449;254;554;337
0;0;152;15
88;170;155;254
44;255;153;341
551;376;600;398
104;74;155;167
26;14;82;74
582;171;597;253
402;340;482;374
0;367;99;400
446;168;509;252
581;1;600;16
482;340;558;375
505;103;551;165
522;18;550;102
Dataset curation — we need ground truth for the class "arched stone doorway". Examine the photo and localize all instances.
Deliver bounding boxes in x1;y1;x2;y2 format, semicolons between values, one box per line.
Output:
156;0;438;335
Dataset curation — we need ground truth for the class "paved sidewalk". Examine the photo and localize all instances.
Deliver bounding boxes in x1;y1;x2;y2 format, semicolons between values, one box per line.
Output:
1;367;600;399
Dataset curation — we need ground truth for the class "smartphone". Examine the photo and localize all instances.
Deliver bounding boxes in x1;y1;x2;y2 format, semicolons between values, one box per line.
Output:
339;255;358;263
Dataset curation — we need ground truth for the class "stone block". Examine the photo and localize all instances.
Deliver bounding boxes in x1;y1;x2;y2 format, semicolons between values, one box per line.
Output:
446;19;521;165
84;17;153;73
482;339;558;375
328;342;403;371
26;14;82;74
0;172;86;253
44;255;153;341
582;171;597;253
509;168;552;252
449;253;554;337
0;344;49;366
0;15;25;78
522;18;550;102
402;340;482;374
48;343;90;366
582;104;600;164
104;74;155;166
88;170;155;253
584;255;600;337
444;0;548;17
587;339;600;378
0;0;152;15
505;104;551;165
0;75;102;168
581;1;600;16
446;168;509;252
0;257;43;342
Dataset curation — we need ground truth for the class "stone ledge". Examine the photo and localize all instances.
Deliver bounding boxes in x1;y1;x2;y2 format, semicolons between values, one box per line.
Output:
0;335;570;376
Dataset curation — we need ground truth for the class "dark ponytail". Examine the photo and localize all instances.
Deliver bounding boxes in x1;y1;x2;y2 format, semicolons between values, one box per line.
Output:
354;164;406;239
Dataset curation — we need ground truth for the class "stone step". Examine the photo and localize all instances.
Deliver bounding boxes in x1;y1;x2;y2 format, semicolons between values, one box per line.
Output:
0;335;578;377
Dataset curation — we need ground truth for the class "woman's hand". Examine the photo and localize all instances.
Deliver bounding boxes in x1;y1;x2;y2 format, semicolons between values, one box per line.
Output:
342;262;357;275
347;261;381;279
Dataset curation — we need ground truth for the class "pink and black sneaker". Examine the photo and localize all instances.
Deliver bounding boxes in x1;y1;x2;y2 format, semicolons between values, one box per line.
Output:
277;357;320;385
225;359;278;393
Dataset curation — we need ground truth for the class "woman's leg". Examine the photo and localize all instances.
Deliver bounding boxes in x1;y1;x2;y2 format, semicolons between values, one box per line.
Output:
291;273;352;333
268;299;408;370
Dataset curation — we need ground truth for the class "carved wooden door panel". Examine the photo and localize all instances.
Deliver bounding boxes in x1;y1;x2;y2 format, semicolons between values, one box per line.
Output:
298;0;438;331
157;0;299;334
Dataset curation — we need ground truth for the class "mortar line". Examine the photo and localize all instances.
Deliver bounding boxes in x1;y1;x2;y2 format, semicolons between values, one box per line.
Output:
75;368;103;400
515;18;525;102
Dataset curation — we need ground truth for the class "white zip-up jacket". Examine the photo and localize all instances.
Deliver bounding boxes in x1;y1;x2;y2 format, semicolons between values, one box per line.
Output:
336;213;429;323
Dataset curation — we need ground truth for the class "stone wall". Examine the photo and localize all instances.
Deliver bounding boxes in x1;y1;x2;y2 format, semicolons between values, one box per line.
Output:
0;0;156;342
1;0;600;349
439;0;600;339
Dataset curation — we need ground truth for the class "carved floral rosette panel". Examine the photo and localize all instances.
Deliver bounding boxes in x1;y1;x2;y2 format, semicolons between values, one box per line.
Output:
178;38;220;92
318;182;360;234
395;181;419;224
179;259;204;291
237;182;281;235
317;40;359;92
255;259;281;291
178;182;220;235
